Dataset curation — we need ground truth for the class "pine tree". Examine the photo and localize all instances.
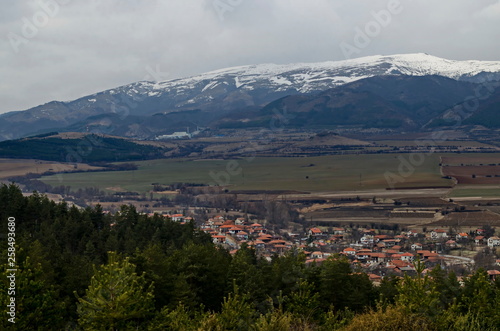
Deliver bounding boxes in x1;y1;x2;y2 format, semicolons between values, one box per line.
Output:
76;251;154;330
0;256;65;330
319;255;376;312
395;259;440;318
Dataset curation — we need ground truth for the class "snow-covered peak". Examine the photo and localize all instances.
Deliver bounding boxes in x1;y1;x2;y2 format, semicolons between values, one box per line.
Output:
166;53;500;81
138;53;500;95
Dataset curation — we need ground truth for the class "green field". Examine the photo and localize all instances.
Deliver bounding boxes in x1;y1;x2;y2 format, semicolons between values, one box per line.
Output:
41;153;452;194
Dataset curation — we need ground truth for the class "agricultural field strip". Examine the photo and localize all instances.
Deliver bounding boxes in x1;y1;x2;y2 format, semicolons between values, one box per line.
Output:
39;153;451;194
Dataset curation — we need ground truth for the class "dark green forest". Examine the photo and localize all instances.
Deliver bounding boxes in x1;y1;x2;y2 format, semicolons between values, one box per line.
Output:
0;184;499;330
0;135;167;163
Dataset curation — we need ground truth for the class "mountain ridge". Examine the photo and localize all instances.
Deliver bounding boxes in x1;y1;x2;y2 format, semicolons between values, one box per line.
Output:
1;53;499;141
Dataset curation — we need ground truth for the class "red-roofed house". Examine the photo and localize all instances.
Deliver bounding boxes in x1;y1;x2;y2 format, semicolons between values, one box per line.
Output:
212;235;227;244
475;236;486;245
254;240;265;249
375;235;393;242
487;270;500;281
256;234;272;242
368;273;382;286
343;247;356;256
171;214;184;222
228;226;244;235
268;239;286;246
308;227;323;237
333;227;346;235
389;260;413;269
446;240;457;248
306;258;327;265
219;224;234;233
356;251;371;260
250;223;263;231
370;252;389;263
236;231;249;241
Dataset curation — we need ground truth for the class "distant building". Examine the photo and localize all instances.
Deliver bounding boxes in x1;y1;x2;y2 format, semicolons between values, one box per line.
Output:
411;243;423;250
487;236;500;248
343;247;356;256
170;214;184;222
431;229;448;239
407;230;419;238
156;132;191;140
360;235;374;246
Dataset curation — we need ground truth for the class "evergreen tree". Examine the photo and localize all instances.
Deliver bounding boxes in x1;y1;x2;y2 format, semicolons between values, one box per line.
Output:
456;268;499;328
226;243;268;309
286;279;321;323
378;275;399;305
0;256;65;330
76;251;154;330
319;255;376;312
396;259;440;318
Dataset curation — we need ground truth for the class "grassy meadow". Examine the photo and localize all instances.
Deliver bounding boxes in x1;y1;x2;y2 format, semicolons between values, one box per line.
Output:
40;153;452;194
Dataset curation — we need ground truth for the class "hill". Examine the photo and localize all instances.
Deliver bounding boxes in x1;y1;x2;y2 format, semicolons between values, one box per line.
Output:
0;133;170;163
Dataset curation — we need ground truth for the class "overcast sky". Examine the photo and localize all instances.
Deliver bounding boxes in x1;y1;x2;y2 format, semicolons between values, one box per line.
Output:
0;0;499;114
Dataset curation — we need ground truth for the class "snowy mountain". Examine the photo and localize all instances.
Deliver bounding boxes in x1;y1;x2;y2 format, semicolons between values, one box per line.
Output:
101;53;500;113
1;53;499;140
146;52;500;93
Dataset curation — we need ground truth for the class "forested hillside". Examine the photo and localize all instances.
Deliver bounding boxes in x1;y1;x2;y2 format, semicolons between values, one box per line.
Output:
0;134;168;162
0;184;499;330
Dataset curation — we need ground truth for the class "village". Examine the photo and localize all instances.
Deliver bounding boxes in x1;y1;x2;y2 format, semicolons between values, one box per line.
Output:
143;211;500;286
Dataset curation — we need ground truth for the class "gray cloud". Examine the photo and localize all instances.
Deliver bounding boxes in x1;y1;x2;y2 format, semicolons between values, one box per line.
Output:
0;0;499;114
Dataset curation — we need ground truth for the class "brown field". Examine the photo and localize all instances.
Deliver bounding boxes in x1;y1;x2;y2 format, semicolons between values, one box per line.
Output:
307;217;433;226
443;165;500;176
350;130;467;141
442;165;500;184
453;177;500;185
306;209;391;219
375;140;495;148
428;210;500;227
395;197;455;207
0;159;102;179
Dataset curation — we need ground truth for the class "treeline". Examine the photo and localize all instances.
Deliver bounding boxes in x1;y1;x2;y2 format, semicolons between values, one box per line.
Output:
0;184;499;330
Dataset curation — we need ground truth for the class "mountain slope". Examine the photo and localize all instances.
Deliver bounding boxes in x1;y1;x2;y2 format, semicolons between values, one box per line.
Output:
218;75;483;130
1;53;500;140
